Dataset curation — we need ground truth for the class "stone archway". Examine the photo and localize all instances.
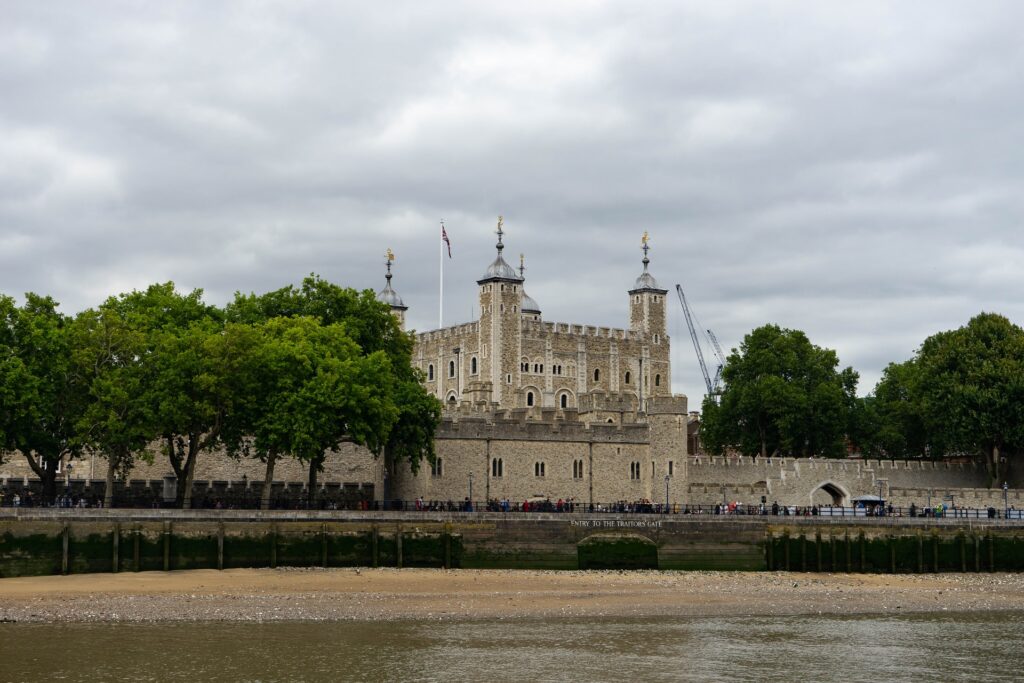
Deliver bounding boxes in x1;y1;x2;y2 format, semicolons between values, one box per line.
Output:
811;481;850;507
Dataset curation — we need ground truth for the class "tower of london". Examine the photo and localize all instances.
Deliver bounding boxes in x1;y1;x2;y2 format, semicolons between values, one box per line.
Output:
380;220;691;505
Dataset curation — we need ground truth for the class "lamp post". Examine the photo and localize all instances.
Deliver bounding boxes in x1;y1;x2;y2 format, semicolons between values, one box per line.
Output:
665;474;670;514
1004;481;1009;520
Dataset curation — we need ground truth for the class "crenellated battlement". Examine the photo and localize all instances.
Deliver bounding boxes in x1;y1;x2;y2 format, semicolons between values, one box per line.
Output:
521;320;636;340
436;414;650;443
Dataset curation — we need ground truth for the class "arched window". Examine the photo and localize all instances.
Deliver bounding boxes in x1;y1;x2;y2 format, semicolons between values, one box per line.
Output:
625;371;631;384
655;374;661;387
535;462;545;477
594;368;600;382
526;391;535;407
449;360;456;378
471;357;478;374
428;364;434;381
654;334;660;344
630;462;641;480
560;394;568;409
492;458;503;477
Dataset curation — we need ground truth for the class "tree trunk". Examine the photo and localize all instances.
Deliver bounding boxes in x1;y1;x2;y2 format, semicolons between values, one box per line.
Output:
104;453;117;508
991;443;1002;487
307;456;322;508
40;466;57;503
181;434;200;510
261;450;277;510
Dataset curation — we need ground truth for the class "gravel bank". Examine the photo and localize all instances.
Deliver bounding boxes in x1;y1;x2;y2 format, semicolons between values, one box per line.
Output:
2;568;1024;623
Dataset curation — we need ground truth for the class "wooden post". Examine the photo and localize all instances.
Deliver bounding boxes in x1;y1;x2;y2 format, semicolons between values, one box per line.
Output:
784;533;790;571
800;535;806;572
890;539;896;574
217;524;225;571
444;522;453;569
932;536;939;573
321;523;328;569
815;533;822;572
61;523;69;575
396;524;403;569
163;521;171;571
112;523;120;573
960;535;966;572
830;535;836;572
766;531;774;571
917;534;923;573
974;535;981;572
133;528;140;572
988;534;995;572
858;533;865;572
372;524;379;568
845;532;851;572
270;524;277;569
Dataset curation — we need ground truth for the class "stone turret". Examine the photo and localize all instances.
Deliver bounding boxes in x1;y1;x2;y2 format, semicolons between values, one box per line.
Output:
476;216;524;408
376;250;407;330
628;234;671;403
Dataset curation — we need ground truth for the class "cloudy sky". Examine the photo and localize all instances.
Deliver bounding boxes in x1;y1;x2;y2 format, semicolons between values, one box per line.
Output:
2;1;1022;404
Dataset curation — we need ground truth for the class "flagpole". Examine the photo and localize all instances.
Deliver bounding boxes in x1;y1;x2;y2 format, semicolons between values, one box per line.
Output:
439;220;444;329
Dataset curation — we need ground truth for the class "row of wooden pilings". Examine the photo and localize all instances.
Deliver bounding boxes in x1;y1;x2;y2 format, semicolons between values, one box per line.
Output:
56;521;457;574
766;530;1002;573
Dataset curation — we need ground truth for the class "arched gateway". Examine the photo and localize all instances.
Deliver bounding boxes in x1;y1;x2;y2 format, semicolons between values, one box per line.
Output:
811;481;850;507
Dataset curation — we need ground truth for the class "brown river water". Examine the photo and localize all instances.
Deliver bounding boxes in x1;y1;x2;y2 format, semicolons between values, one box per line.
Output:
2;613;1023;682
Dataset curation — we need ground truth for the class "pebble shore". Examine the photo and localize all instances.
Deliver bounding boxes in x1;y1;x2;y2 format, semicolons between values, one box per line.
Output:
2;568;1024;623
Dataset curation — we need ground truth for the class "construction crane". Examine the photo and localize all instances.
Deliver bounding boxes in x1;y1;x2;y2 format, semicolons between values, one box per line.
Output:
675;284;723;402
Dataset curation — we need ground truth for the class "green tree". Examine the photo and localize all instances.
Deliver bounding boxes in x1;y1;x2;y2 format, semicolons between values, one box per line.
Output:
860;360;941;459
700;324;859;458
224;317;399;509
71;301;153;507
915;313;1024;484
228;275;439;502
111;283;227;508
0;294;85;501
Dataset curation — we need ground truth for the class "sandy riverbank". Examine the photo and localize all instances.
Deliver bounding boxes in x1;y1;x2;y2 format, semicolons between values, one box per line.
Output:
2;568;1024;623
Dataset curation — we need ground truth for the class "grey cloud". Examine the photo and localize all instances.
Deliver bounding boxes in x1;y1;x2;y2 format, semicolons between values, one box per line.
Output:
1;1;1022;405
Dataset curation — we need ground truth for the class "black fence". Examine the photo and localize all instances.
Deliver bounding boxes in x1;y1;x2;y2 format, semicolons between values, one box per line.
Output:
0;478;374;511
2;483;1021;520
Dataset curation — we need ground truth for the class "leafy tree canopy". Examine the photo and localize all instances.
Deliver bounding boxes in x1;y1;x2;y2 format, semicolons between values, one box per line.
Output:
700;324;858;458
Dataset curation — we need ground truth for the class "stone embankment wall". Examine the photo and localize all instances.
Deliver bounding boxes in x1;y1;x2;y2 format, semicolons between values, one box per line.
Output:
684;456;1019;508
4;510;1024;577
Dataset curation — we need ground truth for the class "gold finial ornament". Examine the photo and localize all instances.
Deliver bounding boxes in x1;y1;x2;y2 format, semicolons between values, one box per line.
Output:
386;248;395;263
497;215;504;232
641;230;649;246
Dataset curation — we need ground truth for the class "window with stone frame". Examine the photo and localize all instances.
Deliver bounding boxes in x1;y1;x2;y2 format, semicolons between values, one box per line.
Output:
431;458;443;477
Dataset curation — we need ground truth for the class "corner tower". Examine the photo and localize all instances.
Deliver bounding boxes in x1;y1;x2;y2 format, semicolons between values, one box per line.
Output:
629;233;668;337
628;232;671;400
376;249;407;330
477;216;524;407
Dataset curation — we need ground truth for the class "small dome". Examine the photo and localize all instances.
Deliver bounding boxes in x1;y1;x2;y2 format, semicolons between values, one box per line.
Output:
377;282;405;308
521;290;541;314
377;260;407;310
481;253;521;281
634;270;661;290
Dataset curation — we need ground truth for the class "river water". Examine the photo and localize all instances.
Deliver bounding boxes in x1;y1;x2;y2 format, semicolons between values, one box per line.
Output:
2;613;1022;682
